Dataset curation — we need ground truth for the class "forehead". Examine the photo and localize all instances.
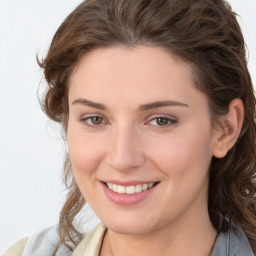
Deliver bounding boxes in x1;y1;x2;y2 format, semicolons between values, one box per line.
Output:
68;45;206;110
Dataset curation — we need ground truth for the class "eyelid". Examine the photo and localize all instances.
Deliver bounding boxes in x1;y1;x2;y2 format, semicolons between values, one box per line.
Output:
145;115;178;128
80;114;110;128
79;113;178;128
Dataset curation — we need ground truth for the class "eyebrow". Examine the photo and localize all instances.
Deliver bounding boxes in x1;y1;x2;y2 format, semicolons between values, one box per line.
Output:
71;98;189;111
72;98;106;110
138;100;189;111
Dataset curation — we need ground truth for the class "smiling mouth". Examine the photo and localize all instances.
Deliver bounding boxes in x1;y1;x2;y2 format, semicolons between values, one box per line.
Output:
103;182;159;195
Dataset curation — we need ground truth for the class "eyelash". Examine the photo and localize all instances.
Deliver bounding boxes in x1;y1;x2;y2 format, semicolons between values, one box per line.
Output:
146;116;178;128
80;116;109;128
80;115;178;128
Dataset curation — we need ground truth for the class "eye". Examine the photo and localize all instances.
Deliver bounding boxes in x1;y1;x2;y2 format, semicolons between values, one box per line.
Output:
80;115;108;127
147;116;177;127
90;116;103;125
155;117;169;126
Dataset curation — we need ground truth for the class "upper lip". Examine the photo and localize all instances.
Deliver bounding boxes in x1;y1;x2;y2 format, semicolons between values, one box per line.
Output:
101;180;159;186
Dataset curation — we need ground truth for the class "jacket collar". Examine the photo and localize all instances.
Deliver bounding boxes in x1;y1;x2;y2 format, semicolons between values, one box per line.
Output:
211;220;253;256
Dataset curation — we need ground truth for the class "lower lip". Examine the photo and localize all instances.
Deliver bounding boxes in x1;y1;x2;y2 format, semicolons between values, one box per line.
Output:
101;182;158;206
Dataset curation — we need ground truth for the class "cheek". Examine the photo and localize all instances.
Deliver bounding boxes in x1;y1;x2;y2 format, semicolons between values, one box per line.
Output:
147;125;213;178
146;127;213;216
67;127;107;176
67;130;108;203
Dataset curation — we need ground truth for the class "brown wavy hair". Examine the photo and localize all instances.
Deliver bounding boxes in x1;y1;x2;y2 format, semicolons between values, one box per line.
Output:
38;0;256;253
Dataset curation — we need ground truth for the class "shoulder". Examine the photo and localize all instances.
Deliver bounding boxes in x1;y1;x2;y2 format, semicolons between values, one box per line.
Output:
4;226;71;256
228;222;254;256
212;220;254;256
73;223;107;256
23;226;74;256
3;223;106;256
3;237;29;256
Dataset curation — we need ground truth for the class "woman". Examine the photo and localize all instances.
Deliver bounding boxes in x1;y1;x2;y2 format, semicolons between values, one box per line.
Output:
5;0;256;255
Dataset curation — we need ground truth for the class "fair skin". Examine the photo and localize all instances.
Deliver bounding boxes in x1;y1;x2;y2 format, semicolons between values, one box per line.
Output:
67;46;244;256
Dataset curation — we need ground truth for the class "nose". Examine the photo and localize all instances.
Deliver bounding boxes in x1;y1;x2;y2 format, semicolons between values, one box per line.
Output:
106;125;145;172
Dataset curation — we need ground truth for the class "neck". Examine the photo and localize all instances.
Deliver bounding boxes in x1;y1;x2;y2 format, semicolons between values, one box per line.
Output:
100;208;217;256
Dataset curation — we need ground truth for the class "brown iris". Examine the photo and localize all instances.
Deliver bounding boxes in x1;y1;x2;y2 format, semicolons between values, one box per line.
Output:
91;116;103;125
156;117;169;126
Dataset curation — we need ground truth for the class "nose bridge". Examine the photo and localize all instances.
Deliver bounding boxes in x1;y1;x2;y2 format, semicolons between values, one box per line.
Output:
107;122;144;171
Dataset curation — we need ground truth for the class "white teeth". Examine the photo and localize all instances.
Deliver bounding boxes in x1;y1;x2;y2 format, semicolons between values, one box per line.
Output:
135;184;143;193
126;185;135;194
149;183;154;188
116;185;126;194
142;184;149;191
106;182;155;194
113;184;117;192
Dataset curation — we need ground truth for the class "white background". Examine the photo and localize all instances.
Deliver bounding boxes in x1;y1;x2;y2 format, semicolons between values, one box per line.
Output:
0;0;255;253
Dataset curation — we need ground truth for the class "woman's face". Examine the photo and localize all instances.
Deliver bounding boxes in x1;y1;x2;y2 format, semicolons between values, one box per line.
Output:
67;46;220;235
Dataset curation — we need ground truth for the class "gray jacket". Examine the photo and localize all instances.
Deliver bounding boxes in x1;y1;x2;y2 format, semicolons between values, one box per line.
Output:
211;220;254;256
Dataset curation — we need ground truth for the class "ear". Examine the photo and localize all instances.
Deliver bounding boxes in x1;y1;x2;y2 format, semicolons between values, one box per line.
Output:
212;98;244;158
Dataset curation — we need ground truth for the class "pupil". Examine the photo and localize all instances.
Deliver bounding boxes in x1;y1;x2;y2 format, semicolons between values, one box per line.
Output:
92;117;102;125
157;118;168;126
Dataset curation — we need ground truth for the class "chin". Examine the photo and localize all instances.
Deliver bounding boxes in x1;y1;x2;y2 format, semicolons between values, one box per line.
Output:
103;215;159;235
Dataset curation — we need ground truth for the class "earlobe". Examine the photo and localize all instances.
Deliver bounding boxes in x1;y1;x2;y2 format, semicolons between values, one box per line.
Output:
212;98;244;159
